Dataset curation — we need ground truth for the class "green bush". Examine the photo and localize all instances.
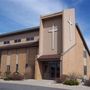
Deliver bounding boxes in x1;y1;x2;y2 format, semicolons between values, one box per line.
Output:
4;76;12;81
63;73;79;85
4;71;11;77
4;71;11;80
63;79;79;86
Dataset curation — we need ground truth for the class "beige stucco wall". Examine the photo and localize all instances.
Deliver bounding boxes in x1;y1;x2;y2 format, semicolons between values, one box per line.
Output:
10;50;17;73
0;46;38;77
62;27;90;78
39;15;62;56
18;49;26;75
28;47;38;78
35;60;43;80
1;51;7;76
63;8;76;53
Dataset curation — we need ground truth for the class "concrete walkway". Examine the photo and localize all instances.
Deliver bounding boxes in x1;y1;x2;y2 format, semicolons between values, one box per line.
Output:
0;79;90;90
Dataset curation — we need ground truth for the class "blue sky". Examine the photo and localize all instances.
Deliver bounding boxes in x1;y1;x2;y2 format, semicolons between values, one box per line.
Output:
0;0;90;48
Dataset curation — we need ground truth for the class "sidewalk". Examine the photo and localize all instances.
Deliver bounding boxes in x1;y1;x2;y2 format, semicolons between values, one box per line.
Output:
0;79;90;90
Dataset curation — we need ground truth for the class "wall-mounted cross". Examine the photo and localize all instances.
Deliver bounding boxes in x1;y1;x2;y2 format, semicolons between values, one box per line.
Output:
67;16;73;41
48;24;58;50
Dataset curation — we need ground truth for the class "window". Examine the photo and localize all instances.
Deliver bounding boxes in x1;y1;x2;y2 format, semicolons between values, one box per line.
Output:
14;39;21;43
16;64;18;72
16;50;18;64
25;64;28;68
26;37;34;41
84;66;87;75
83;50;87;58
7;65;10;72
4;41;10;44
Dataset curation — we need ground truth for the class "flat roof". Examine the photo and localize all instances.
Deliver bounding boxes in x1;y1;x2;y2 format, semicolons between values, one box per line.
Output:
0;26;39;38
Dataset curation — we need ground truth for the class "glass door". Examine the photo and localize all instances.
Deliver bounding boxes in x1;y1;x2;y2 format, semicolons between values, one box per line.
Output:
49;61;60;79
42;61;60;80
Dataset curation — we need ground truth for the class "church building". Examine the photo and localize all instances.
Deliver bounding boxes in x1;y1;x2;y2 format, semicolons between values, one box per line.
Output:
0;8;90;80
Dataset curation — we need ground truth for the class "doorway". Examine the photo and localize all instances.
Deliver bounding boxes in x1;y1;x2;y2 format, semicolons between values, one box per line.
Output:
42;61;60;80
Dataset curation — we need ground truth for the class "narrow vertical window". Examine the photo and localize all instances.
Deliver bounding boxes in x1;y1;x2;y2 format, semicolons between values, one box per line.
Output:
16;64;18;72
25;64;28;68
83;50;87;58
16;50;19;72
83;49;87;76
7;65;10;72
84;66;87;75
26;48;29;68
6;51;11;72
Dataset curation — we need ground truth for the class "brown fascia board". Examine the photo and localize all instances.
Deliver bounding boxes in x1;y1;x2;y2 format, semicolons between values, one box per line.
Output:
41;11;62;19
37;54;60;60
0;42;39;50
76;24;90;56
0;26;39;38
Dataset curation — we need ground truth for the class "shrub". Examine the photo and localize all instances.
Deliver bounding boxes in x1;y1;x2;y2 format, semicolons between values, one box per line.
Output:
4;72;24;80
10;72;24;80
56;75;68;83
84;78;90;86
63;79;79;86
68;73;78;80
63;73;79;85
4;71;11;77
4;76;12;81
4;71;11;80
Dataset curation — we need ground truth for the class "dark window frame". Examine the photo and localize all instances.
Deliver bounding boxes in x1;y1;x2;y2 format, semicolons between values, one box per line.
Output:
84;66;87;75
83;50;87;58
26;37;34;41
25;64;29;68
14;39;21;43
16;64;18;72
4;41;10;44
7;65;10;72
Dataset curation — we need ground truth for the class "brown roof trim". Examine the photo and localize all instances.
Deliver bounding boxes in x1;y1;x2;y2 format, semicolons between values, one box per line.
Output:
76;24;90;55
37;54;60;60
0;26;39;38
41;11;62;19
0;41;38;50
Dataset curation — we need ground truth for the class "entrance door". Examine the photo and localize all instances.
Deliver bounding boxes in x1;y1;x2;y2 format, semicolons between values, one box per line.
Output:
49;62;60;79
42;61;60;80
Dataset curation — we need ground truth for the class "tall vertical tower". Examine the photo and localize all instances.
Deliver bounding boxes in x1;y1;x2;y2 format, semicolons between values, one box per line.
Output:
38;8;75;57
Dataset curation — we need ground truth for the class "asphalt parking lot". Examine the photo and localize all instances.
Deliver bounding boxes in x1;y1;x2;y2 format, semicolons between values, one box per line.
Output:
0;83;68;90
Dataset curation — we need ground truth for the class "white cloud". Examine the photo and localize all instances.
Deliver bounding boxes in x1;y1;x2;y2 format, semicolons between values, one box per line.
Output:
1;0;66;27
9;0;66;15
